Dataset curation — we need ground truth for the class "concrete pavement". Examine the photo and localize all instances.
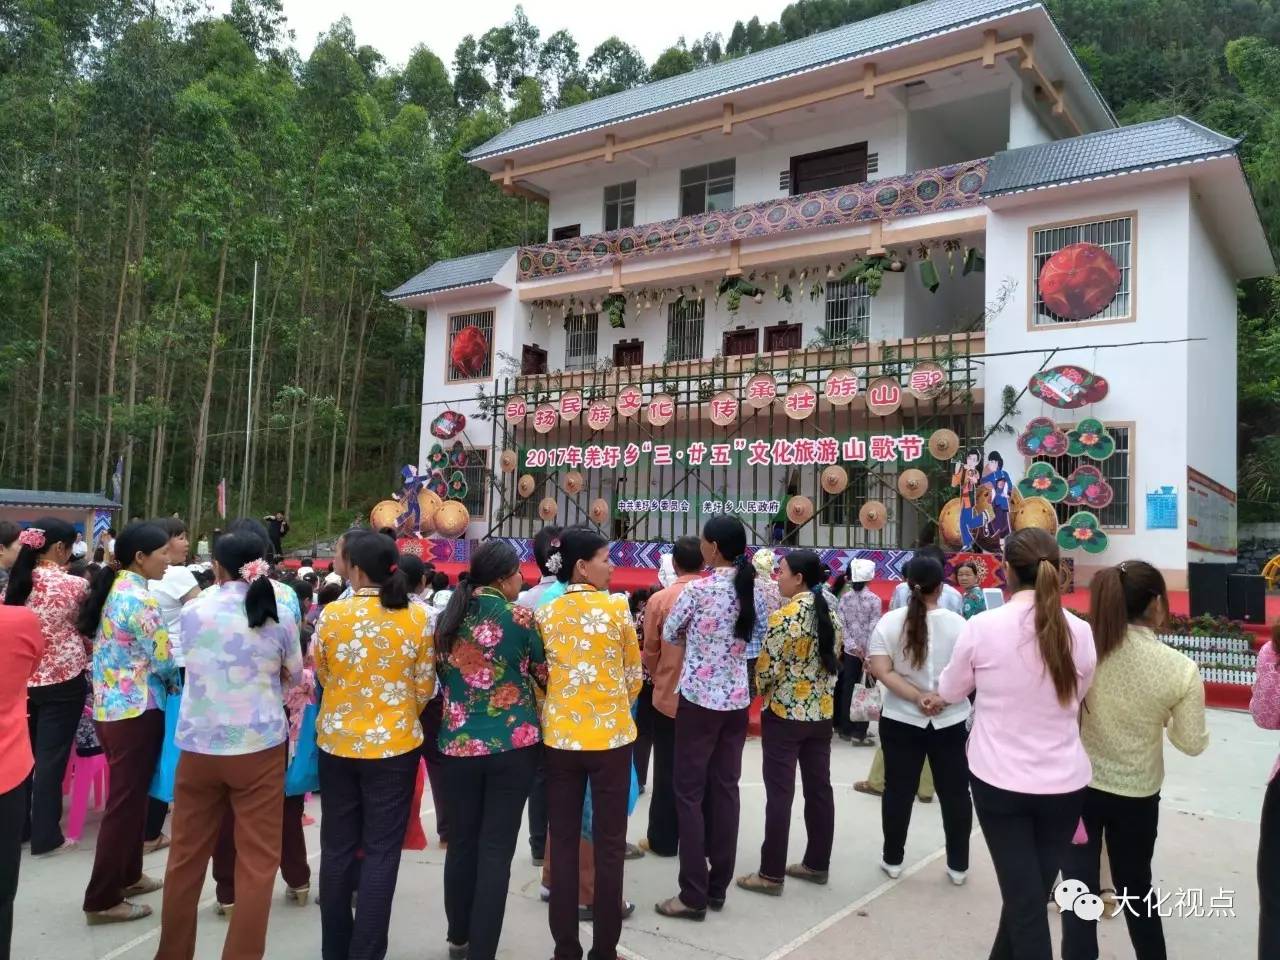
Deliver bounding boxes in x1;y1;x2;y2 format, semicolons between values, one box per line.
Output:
13;707;1268;959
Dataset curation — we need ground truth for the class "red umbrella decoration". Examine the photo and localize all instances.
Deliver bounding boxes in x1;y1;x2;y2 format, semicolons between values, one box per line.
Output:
1038;242;1121;320
449;324;490;377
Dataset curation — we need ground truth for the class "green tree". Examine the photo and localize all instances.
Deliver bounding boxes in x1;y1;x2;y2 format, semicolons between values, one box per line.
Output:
650;41;695;81
585;37;647;97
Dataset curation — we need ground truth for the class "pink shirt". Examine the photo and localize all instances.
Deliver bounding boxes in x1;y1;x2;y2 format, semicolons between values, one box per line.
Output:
1250;642;1280;782
938;591;1096;795
0;606;47;793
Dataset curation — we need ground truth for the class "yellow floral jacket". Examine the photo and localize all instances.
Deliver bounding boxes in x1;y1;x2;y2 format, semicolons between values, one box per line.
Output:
756;591;841;721
535;584;642;750
314;589;435;759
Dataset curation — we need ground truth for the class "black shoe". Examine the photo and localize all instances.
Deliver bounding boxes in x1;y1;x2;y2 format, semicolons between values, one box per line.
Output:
448;943;468;959
655;896;706;921
578;901;635;923
708;896;725;911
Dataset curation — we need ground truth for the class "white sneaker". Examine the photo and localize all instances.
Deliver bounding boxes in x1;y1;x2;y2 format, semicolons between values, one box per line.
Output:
946;868;968;886
879;859;903;880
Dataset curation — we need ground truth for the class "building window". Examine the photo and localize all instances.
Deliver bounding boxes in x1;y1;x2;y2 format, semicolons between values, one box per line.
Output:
603;181;636;231
1042;425;1132;529
613;339;643;367
790;142;868;195
666;299;705;361
722;328;758;356
551;224;581;241
447;310;494;381
764;322;802;353
1032;215;1133;325
456;449;489;519
825;280;870;343
679;159;735;216
521;344;548;375
564;312;599;371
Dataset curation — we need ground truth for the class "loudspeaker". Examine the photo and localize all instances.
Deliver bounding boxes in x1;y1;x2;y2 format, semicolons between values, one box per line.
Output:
1228;574;1266;623
1188;563;1229;618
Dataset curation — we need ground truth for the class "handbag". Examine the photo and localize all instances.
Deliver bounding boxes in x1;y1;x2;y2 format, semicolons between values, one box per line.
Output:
848;676;882;723
284;701;321;797
148;687;184;803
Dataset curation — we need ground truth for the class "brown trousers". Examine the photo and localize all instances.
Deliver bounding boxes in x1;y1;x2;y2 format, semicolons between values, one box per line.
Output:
82;710;165;912
541;836;595;906
155;745;286;960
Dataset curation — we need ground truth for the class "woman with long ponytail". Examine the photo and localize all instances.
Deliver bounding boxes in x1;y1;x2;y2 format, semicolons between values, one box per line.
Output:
434;540;546;960
938;527;1097;959
736;550;841;896
657;516;769;921
1059;561;1206;960
867;555;972;886
312;531;435;959
3;518;88;857
155;530;302;958
80;522;180;925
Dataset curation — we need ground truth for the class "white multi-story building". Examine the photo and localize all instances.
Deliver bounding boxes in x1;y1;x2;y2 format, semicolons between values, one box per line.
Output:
391;0;1271;589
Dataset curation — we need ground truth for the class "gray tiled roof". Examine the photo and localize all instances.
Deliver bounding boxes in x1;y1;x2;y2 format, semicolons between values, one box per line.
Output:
467;0;1108;160
0;489;120;509
984;116;1239;195
386;247;517;300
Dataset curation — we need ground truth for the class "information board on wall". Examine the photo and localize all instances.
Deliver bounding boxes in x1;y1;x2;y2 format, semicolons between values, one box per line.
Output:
1187;467;1237;560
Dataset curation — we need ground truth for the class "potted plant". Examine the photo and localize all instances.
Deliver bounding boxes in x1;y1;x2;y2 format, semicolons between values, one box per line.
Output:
602;293;627;329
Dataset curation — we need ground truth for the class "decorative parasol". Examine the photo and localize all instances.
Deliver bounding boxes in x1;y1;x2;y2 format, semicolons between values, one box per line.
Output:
859;500;888;531
897;469;929;500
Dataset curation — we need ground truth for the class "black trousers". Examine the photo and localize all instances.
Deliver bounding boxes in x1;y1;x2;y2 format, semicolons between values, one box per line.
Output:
440;746;538;960
1061;787;1164;960
419;695;450;842
879;716;971;871
633;682;655;789
674;697;747;909
971;775;1085;960
0;781;23;960
318;749;418;960
645;710;679;856
24;675;86;853
546;745;631;960
528;746;549;861
833;655;869;740
759;712;833;880
1261;775;1280;960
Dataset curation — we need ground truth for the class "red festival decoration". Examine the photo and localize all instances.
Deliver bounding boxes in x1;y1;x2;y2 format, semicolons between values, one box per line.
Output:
1037;242;1121;320
429;410;466;440
449;324;490;377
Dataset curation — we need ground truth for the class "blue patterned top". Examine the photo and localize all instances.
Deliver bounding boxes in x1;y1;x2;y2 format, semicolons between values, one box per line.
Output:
91;571;180;721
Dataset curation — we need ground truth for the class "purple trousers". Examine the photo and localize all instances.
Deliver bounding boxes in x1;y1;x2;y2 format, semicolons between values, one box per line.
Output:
758;711;834;881
673;696;748;909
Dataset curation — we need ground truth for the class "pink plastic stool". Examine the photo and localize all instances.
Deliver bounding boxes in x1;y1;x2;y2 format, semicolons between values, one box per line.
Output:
65;753;109;842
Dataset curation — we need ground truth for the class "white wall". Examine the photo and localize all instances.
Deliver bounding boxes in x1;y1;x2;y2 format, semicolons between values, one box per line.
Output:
982;178;1195;583
1186;195;1239;562
1008;87;1054;149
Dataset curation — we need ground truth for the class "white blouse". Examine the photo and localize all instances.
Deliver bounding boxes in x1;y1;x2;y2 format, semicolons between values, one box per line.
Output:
869;606;970;730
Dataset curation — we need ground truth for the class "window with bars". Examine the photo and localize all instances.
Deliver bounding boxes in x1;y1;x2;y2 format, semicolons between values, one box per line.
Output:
1042;425;1132;529
604;181;636;231
1032;216;1132;325
666;299;705;361
455;449;490;519
446;310;494;381
564;313;599;371
516;469;546;521
679;159;735;216
825;279;871;343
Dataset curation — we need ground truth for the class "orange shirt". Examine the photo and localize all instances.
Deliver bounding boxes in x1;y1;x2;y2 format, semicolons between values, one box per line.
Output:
641;575;699;718
0;606;46;792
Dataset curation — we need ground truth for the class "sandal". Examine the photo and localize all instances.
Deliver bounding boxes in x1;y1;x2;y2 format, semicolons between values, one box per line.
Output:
123;875;163;897
286;884;310;906
785;863;829;885
655;896;706;921
142;834;170;855
85;902;152;925
852;781;882;797
215;902;234;918
736;873;784;896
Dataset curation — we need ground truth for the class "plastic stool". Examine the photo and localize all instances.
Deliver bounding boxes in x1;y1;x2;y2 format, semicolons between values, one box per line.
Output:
65;753;109;842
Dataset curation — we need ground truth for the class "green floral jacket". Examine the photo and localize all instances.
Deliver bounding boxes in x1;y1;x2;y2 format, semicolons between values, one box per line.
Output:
755;591;841;722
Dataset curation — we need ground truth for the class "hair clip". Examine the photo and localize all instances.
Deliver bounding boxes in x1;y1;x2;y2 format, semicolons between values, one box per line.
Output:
18;528;46;550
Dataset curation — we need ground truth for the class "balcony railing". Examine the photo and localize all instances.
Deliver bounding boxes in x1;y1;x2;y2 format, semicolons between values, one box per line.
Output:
517;159;990;282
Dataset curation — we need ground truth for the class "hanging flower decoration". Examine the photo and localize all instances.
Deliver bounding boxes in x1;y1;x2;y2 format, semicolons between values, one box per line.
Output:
1066;418;1116;460
1017;462;1069;503
1016;417;1070;458
426;470;449;499
449;324;490;377
449;440;468;469
447;470;470;502
429;410;466;440
1065;465;1114;509
1056;511;1110;554
427;443;448;472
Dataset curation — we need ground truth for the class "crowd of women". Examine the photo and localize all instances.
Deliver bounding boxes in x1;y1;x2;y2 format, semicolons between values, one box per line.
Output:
1;510;1277;960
